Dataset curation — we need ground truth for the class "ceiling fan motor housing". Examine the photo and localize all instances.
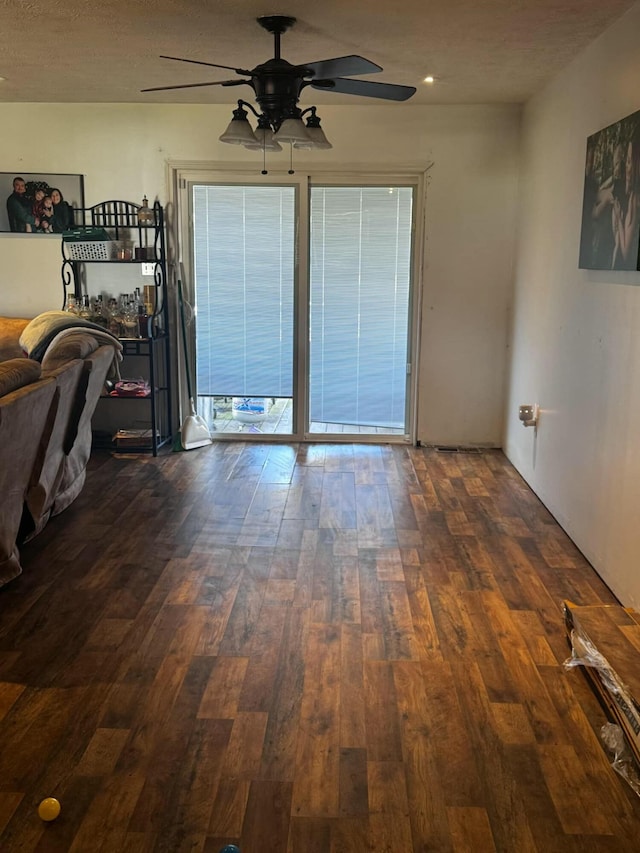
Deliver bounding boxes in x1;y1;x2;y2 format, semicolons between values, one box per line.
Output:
250;58;311;127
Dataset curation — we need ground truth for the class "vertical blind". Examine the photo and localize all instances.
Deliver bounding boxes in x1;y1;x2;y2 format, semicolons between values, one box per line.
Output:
192;184;295;397
309;186;413;428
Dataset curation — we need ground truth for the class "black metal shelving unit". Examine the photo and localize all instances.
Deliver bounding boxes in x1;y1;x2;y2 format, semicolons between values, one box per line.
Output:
61;199;172;455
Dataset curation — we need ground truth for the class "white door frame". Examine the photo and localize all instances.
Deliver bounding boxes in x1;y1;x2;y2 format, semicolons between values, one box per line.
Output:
169;163;428;444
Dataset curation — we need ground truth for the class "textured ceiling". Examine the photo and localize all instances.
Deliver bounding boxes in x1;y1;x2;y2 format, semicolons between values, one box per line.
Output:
0;0;635;106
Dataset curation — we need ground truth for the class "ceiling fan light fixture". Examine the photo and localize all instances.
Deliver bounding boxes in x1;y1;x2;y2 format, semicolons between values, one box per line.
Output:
145;16;416;170
219;104;258;146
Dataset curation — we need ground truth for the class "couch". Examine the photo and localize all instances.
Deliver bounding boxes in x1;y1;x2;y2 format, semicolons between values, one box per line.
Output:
0;315;121;587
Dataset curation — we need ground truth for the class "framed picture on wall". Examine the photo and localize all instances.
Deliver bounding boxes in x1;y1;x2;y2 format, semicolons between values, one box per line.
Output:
0;172;84;235
579;109;640;270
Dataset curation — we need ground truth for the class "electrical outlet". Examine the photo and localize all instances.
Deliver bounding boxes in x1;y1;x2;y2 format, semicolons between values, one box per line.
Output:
141;263;155;276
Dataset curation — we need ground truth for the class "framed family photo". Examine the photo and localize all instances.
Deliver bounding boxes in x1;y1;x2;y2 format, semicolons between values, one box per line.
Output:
1;172;84;234
579;109;640;270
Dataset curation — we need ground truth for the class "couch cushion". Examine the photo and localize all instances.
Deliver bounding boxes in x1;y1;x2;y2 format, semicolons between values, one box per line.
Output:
0;318;30;362
0;358;41;397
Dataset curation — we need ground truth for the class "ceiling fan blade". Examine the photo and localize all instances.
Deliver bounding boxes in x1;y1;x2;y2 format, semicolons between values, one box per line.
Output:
304;55;382;79
312;77;416;101
141;79;246;93
159;55;252;76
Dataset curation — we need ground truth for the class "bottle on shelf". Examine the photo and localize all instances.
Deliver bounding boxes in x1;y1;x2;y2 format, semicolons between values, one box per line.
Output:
92;295;109;328
137;304;150;338
137;197;154;259
78;294;91;319
137;196;153;226
65;294;79;315
143;284;155;316
122;295;138;338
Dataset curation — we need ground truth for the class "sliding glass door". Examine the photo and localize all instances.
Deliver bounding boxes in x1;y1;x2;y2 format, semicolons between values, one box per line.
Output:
189;175;416;441
309;186;413;434
192;184;296;434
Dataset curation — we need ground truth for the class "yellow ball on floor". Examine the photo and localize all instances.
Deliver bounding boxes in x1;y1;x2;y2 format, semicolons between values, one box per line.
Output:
38;798;61;821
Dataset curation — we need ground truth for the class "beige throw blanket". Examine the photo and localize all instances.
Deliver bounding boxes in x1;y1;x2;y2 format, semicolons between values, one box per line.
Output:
19;311;123;378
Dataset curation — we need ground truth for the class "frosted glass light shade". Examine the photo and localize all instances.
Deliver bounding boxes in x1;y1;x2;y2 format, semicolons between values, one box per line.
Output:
294;126;332;150
246;126;283;152
294;110;332;150
219;115;258;146
274;118;310;145
305;126;332;149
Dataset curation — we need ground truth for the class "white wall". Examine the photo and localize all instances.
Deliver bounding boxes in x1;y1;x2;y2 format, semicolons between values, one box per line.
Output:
505;2;640;607
0;101;520;445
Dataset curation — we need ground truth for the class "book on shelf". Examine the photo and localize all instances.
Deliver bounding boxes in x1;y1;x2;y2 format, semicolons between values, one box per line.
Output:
114;428;159;447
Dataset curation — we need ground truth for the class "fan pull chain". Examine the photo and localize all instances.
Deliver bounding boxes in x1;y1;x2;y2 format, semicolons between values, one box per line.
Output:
288;142;295;175
261;136;268;175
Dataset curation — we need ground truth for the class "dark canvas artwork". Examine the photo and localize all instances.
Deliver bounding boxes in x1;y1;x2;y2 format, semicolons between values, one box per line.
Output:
579;109;640;270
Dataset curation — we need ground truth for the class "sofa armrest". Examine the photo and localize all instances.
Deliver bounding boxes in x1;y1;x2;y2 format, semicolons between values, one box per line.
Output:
0;318;30;362
0;358;41;396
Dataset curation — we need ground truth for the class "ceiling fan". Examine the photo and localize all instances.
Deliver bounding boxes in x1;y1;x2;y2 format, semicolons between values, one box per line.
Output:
142;14;417;132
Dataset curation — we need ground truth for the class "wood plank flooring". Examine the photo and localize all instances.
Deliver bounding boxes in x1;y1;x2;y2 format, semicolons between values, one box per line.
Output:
1;444;639;851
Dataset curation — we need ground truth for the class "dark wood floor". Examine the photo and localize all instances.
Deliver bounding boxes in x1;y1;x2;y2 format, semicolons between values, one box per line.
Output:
1;444;639;852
